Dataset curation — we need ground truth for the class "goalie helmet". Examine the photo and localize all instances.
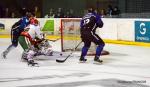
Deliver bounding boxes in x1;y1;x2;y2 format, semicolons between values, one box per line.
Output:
30;17;39;25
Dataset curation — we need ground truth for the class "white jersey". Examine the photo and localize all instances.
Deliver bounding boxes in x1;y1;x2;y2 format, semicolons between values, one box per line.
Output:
28;24;43;39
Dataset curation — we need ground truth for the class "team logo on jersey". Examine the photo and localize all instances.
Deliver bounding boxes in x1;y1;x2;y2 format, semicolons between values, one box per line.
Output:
135;21;150;42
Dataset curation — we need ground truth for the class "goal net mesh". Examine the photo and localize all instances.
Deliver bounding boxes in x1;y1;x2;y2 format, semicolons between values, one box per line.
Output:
60;19;96;55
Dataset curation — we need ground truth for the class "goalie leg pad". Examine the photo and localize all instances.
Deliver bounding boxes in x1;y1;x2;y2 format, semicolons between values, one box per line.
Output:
39;47;53;56
27;50;36;60
45;47;53;56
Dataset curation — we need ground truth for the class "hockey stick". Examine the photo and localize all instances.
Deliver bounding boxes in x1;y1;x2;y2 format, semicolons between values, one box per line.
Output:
56;41;82;63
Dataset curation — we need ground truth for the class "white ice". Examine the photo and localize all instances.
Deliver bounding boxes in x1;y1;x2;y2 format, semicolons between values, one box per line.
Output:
0;38;150;87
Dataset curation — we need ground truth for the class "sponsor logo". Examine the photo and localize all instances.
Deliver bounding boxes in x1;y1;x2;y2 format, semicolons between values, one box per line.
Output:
42;20;54;32
135;21;150;42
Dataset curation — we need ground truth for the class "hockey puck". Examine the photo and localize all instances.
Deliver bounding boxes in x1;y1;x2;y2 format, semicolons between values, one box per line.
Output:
60;53;63;56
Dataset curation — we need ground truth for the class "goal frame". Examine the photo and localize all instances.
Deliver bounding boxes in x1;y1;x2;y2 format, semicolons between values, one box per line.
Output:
60;18;81;52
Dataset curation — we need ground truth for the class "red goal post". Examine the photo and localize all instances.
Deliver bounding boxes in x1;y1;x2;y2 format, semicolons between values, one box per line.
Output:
60;18;82;52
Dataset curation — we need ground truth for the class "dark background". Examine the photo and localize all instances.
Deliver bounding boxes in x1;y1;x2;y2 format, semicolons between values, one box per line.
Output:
0;0;150;18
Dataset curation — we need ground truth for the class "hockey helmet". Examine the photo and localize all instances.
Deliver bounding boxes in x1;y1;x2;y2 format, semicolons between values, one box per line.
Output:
30;18;39;25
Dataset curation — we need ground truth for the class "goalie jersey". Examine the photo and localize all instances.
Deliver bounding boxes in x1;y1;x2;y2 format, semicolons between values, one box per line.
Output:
27;18;43;40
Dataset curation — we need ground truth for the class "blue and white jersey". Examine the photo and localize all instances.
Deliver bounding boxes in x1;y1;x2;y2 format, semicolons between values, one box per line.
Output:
19;16;30;30
12;16;29;32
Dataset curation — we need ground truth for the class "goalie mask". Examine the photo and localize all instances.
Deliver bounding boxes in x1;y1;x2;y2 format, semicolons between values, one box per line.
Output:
30;18;39;26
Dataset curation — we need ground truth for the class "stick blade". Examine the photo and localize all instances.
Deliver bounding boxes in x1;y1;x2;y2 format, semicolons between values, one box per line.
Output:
56;59;65;63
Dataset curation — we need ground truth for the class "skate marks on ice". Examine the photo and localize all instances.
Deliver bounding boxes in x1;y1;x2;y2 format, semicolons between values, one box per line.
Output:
0;71;148;87
19;78;148;87
0;72;90;83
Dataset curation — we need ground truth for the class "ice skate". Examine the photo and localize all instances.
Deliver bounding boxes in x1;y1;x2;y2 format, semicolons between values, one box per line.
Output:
21;57;28;62
1;51;7;59
94;56;103;64
21;51;28;62
27;60;39;67
79;57;87;63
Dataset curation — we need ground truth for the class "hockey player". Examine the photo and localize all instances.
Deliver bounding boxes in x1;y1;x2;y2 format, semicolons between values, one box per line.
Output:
2;12;32;59
20;17;43;65
21;18;53;66
80;8;105;63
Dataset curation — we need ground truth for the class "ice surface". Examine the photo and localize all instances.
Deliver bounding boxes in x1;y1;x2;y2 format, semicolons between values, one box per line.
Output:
0;38;150;87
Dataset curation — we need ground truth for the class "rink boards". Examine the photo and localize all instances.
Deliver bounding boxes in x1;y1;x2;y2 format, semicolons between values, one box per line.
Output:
0;18;150;47
0;34;150;48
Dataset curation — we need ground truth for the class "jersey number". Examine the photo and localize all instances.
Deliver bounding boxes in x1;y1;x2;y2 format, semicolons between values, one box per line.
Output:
83;19;90;25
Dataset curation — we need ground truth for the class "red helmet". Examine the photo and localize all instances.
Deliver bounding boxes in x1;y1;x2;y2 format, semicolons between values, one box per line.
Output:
30;17;39;25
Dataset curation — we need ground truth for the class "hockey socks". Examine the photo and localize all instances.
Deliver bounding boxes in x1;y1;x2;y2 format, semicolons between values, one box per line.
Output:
80;46;89;62
81;46;89;57
96;44;104;57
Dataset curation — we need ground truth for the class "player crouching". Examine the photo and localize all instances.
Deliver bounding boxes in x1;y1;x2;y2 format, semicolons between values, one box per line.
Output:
20;18;53;66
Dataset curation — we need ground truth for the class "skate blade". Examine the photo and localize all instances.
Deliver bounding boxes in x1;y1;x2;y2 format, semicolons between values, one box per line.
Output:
28;63;39;67
79;59;88;63
79;61;87;63
93;61;103;65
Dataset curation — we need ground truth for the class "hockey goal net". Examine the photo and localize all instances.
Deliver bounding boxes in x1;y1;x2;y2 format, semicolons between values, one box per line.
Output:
60;18;109;56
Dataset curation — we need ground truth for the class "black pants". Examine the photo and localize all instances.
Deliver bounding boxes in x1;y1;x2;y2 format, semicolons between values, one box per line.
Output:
81;33;105;48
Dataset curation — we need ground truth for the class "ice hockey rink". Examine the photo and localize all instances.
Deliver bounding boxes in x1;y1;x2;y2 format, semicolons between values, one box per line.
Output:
0;38;150;87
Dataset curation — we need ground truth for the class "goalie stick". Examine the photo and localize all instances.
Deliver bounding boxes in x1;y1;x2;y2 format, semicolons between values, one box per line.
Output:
56;41;82;63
